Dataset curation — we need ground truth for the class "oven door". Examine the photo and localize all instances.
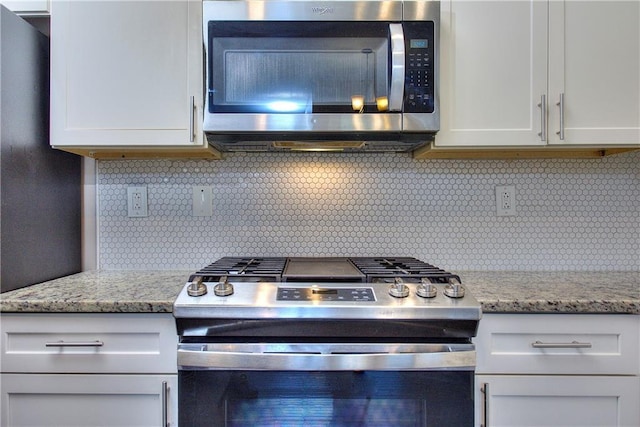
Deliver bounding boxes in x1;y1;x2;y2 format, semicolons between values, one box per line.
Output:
178;343;475;426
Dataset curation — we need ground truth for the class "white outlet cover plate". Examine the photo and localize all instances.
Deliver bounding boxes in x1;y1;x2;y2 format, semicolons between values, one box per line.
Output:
496;185;516;216
193;186;213;217
127;186;148;217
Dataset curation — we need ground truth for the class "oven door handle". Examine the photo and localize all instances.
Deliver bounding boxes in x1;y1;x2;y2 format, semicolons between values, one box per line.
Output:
388;23;405;112
178;345;475;371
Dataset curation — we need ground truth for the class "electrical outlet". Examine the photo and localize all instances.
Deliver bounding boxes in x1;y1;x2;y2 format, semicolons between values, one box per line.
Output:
496;185;516;216
193;186;213;217
127;186;148;217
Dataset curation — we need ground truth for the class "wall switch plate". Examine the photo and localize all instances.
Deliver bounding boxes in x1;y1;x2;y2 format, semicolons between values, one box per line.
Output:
193;186;213;217
127;186;148;217
496;185;516;216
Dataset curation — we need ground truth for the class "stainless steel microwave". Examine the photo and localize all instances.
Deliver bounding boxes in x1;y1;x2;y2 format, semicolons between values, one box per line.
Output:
203;0;440;152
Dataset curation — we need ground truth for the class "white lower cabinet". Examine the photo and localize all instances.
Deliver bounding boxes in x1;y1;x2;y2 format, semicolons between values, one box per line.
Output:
1;374;177;427
0;313;178;427
476;375;640;427
474;314;640;427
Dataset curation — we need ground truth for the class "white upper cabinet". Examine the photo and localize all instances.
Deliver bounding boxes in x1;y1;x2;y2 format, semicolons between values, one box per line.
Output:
1;0;49;15
548;0;640;145
437;0;548;147
50;0;219;158
436;0;640;149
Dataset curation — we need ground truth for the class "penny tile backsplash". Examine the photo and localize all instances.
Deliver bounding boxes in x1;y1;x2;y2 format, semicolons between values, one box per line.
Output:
97;151;639;271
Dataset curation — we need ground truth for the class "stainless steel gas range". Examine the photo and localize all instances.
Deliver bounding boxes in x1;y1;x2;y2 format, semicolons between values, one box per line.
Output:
174;257;482;426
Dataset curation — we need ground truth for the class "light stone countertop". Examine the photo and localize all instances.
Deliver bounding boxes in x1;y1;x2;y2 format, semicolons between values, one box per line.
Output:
0;270;638;314
0;271;189;313
459;271;639;314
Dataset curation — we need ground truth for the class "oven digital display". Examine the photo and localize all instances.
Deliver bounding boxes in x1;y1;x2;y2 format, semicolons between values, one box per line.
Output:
313;289;337;295
277;287;375;301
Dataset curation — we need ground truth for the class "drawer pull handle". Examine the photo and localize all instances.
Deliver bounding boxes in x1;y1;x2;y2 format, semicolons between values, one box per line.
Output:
45;340;104;348
532;340;592;349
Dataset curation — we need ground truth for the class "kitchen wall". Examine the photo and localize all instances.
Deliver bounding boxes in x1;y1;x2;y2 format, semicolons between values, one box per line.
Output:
97;150;639;271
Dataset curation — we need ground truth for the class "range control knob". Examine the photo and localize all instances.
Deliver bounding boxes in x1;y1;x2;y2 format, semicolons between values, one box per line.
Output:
444;279;465;298
388;277;410;298
214;275;234;297
187;276;207;297
416;278;437;298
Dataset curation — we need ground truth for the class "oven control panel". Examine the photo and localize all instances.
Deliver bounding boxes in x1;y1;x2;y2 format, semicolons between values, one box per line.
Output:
277;287;375;302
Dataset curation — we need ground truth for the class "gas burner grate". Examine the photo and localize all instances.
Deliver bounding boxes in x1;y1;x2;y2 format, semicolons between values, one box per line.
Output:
349;257;461;284
192;257;287;282
189;257;460;284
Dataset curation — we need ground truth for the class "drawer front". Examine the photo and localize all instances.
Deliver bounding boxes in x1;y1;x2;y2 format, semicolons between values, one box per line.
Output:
474;314;640;375
0;313;177;374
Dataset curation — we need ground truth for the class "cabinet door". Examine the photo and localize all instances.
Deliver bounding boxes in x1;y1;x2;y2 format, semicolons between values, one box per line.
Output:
436;0;548;147
50;0;204;148
0;0;49;14
548;0;640;145
0;374;177;427
475;375;640;427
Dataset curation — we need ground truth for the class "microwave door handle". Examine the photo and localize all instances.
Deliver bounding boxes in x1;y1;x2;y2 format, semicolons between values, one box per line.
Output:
388;23;405;112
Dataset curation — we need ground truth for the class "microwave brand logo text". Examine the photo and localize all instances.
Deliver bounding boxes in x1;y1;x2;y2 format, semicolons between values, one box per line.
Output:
312;6;334;15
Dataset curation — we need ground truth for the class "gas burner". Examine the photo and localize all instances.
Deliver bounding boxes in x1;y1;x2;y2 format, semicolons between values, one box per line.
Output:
193;256;462;285
192;257;286;282
349;257;462;284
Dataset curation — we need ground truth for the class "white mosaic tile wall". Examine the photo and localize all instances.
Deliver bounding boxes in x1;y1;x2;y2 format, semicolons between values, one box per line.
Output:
97;151;639;271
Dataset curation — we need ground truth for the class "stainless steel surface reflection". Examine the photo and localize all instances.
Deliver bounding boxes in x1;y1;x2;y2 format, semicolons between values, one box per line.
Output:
173;280;482;320
178;342;476;371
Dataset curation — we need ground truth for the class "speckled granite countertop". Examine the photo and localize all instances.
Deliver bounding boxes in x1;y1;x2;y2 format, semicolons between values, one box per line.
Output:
461;271;639;314
0;271;190;313
1;270;638;314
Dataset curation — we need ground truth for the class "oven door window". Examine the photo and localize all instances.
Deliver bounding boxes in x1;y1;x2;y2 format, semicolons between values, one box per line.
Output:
179;370;473;426
207;22;391;114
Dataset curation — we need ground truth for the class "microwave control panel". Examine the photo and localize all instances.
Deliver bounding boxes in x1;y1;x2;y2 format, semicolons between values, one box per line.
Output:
403;22;435;113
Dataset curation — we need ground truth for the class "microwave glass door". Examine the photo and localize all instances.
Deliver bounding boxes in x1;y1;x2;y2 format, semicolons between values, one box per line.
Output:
208;22;391;114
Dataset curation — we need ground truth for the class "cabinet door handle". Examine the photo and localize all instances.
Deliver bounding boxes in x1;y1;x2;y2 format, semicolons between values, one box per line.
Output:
556;93;565;140
532;340;592;349
481;382;489;427
162;380;169;427
45;340;104;347
537;95;547;141
189;96;196;143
